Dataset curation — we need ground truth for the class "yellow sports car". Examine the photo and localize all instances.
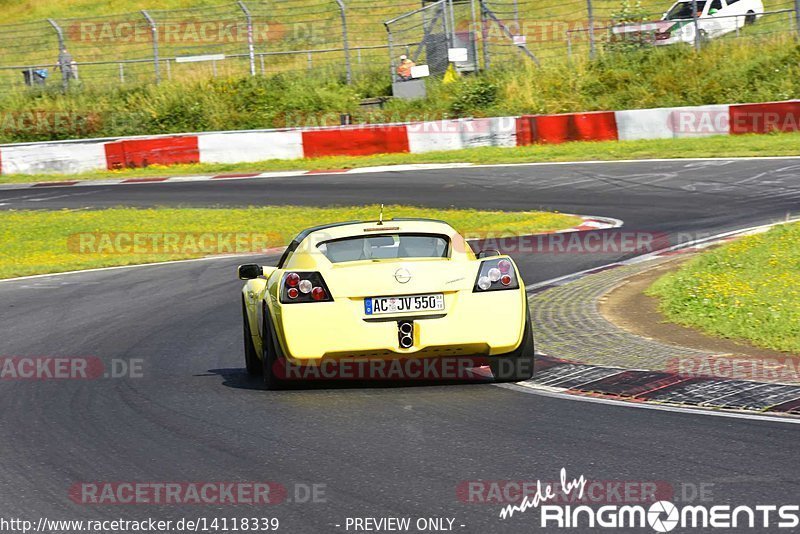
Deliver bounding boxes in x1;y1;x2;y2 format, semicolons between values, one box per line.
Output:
238;218;534;389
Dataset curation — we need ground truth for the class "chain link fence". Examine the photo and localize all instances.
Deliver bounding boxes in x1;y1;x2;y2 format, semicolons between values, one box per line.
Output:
385;0;484;82
0;0;399;92
569;2;798;60
1;0;798;93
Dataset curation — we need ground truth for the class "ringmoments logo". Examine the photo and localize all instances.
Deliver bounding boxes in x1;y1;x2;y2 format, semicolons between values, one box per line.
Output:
499;469;800;531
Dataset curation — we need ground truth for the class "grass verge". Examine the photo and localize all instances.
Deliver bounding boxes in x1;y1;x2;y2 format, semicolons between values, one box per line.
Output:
3;131;800;184
647;222;800;353
0;206;579;279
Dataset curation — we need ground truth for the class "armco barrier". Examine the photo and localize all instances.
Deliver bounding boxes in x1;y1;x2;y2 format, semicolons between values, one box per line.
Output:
572;112;618;143
533;114;573;144
198;131;304;163
516;111;618;145
615;105;730;141
515;116;534;146
406;120;464;153
406;117;517;153
616;108;673;141
105;136;199;169
0;141;106;175
730;100;800;134
461;117;517;149
1;99;799;176
301;125;409;158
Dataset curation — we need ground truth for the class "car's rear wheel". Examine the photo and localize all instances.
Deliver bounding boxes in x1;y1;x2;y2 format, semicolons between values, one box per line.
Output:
745;11;756;25
262;307;287;390
490;306;535;383
242;302;261;376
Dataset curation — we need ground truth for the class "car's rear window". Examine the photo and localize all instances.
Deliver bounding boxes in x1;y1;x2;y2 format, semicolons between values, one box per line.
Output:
318;233;449;263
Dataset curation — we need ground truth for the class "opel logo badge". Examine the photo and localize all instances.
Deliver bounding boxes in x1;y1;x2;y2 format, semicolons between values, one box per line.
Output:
394;268;412;284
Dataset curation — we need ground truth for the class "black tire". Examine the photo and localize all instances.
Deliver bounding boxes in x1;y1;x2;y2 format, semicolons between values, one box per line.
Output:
261;306;287;390
242;301;261;376
745;11;756;25
490;306;535;383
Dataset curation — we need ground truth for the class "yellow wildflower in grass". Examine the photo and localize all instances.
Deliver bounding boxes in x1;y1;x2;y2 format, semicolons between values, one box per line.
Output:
647;222;800;353
0;206;578;280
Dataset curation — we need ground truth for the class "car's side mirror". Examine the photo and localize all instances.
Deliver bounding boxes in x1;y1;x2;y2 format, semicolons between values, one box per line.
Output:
238;263;262;280
477;249;500;258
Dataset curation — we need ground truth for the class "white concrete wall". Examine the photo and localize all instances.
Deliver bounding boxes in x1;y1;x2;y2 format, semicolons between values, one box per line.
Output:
616;104;731;141
407;117;517;153
197;131;304;163
0;142;107;175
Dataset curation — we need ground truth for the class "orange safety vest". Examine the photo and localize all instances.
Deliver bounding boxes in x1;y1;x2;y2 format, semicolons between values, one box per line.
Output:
397;60;415;78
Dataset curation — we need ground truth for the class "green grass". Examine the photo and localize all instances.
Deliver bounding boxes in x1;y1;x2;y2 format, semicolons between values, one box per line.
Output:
647;222;800;353
4;130;800;184
1;35;798;143
0;0;223;19
0;0;628;23
0;206;579;279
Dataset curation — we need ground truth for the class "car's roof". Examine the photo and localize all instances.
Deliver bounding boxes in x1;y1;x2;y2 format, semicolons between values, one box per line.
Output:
291;218;456;244
278;218;472;269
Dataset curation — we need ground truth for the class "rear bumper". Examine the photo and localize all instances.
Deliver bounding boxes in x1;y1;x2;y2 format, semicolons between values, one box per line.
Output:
273;289;528;362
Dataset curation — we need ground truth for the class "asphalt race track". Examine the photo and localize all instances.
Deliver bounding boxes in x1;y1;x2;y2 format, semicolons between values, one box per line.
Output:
2;158;800;532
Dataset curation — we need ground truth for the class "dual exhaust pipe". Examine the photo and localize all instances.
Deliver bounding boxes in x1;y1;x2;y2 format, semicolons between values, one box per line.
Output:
398;321;414;349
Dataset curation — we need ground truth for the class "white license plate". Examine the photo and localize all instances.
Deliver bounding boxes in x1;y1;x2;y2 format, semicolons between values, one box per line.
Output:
365;293;445;315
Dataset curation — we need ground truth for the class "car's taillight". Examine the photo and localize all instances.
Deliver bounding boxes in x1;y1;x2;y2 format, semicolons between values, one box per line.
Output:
312;287;327;301
281;272;333;303
474;258;520;292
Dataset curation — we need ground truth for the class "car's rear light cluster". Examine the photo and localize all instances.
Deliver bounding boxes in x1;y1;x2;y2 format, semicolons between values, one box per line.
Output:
281;272;333;303
473;258;519;292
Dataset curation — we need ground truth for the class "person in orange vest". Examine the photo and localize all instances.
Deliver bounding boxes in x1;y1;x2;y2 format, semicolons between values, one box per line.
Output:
396;55;415;81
